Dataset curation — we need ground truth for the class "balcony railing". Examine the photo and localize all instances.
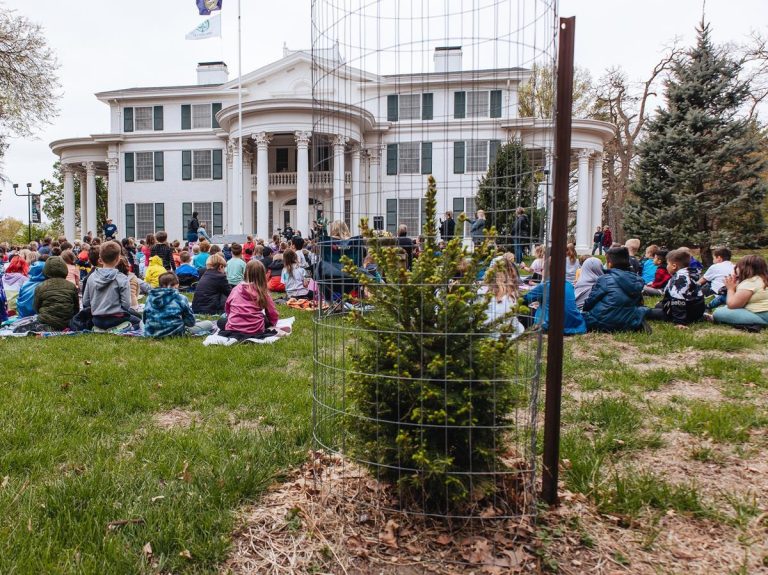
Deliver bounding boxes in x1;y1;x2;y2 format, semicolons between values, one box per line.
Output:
251;171;352;191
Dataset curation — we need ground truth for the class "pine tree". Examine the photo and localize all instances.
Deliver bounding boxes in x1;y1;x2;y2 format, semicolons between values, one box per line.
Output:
624;22;768;265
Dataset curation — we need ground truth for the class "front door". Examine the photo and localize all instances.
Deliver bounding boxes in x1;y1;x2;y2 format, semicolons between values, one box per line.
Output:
283;208;296;230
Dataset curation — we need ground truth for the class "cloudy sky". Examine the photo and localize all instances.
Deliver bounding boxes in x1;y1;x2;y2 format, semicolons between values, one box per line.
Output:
1;0;765;220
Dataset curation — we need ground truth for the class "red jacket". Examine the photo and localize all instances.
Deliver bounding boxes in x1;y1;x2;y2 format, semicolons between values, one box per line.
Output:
601;229;613;247
650;267;671;289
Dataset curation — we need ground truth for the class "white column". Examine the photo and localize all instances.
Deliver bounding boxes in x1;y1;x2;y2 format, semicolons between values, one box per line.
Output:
231;138;244;235
226;139;236;234
368;147;381;221
62;165;75;241
591;152;603;237
254;132;271;240
77;171;87;239
350;147;361;235
242;148;253;235
106;157;119;223
295;131;311;236
332;135;347;222
575;149;591;253
85;162;97;238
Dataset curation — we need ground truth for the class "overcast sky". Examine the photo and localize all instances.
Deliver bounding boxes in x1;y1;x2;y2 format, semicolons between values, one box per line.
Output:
2;0;765;220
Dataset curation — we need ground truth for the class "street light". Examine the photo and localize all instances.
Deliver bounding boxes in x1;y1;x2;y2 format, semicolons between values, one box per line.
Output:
13;181;41;243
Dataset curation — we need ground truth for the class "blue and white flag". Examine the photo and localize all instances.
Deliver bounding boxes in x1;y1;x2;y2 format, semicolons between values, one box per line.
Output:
197;0;222;15
186;14;221;40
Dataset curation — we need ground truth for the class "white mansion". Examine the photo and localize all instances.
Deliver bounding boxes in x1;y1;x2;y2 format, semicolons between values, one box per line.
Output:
51;46;613;251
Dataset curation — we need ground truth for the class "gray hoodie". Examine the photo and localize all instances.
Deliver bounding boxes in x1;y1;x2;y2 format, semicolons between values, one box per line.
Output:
82;268;131;316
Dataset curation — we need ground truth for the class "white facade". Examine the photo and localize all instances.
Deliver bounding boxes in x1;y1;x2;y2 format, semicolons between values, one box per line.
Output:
51;51;614;251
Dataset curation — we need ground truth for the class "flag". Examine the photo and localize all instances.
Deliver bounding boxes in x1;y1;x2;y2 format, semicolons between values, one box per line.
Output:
186;14;221;41
196;0;222;15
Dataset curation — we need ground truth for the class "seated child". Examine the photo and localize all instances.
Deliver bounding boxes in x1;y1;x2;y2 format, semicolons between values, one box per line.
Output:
482;253;525;338
640;244;660;284
582;247;648;332
646;248;705;327
143;272;212;337
281;248;313;299
217;259;279;338
191;254;231;314
521;258;587;335
82;241;140;331
175;250;200;288
144;255;166;288
16;261;46;318
699;247;734;309
226;243;246;286
117;257;141;311
521;244;545;283
642;250;671;296
60;249;81;290
624;238;642;275
33;256;80;331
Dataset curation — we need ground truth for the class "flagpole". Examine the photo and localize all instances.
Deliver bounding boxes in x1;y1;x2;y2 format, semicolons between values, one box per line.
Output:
237;0;243;234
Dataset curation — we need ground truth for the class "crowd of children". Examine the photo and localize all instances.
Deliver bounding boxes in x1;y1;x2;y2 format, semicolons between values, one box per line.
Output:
0;225;766;339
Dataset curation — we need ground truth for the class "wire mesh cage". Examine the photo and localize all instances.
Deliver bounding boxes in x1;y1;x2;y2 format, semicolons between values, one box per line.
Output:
310;0;558;528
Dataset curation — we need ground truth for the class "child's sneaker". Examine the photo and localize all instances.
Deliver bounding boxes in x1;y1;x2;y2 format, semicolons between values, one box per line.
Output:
108;321;132;334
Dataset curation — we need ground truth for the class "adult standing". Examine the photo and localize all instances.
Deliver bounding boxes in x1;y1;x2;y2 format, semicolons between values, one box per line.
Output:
512;207;529;263
601;225;613;250
591;226;604;255
396;224;414;270
470;209;486;247
439;211;455;242
103;218;118;241
187;211;200;244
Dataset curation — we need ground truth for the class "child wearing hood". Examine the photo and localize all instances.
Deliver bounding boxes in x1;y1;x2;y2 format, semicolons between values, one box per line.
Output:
574;257;605;311
33;256;80;330
143;272;212;337
144;255;166;288
82;241;140;331
16;261;46;318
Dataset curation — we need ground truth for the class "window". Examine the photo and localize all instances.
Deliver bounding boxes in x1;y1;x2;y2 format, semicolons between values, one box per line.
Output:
183;202;223;235
125;203;164;238
467;140;489;172
124;106;163;132
191;104;212;129
467;91;490;118
452;196;477;219
398;142;420;174
194;203;212;228
134;107;153;131
398;199;421;236
193;150;212;179
276;148;289;172
135;152;154;181
181;102;222;130
344;199;351;228
399;94;420;120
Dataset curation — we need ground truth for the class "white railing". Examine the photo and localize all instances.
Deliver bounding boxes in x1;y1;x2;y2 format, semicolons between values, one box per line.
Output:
250;171;352;191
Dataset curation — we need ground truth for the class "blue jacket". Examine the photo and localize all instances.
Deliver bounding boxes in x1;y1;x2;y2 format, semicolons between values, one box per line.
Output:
142;287;196;338
641;259;658;284
582;268;648;332
522;281;586;335
16;262;46;318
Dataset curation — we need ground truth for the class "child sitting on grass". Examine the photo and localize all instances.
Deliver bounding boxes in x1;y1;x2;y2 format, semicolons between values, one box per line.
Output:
281;248;312;300
521;244;545;283
144;255;166;288
61;249;80;290
640;244;660;284
82;241;140;331
143;272;213;337
642;250;671;296
150;231;176;271
645;248;704;328
33;256;80;331
217;259;279;339
175;250;199;288
698;247;734;310
482;253;525;337
226;242;246;286
521;257;587;335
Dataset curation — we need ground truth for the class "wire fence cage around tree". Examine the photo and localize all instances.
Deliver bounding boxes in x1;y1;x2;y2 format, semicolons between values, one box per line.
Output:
310;0;558;530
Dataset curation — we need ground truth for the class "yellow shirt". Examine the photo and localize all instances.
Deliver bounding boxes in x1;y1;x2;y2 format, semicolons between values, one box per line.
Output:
738;276;768;313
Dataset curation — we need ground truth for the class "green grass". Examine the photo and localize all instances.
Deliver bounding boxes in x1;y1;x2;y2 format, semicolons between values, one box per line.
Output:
679;401;766;443
0;309;315;574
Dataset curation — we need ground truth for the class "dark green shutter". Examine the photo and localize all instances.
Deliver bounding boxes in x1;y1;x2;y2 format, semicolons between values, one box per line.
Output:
124;152;135;182
454;91;466;119
386;198;397;234
386;144;398;175
387;94;398;122
421;142;432;175
153;106;164;130
422;93;433;120
153;151;164;181
453;141;465;174
154;203;165;231
182;150;192;180
125;204;135;238
452;197;464;216
123;107;134;132
213;202;223;234
182;202;192;233
181;105;191;130
490;90;502;118
211;102;222;128
489;140;501;166
212;149;223;180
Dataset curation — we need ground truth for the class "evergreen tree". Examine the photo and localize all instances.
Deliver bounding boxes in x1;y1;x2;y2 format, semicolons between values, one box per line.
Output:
624;22;768;265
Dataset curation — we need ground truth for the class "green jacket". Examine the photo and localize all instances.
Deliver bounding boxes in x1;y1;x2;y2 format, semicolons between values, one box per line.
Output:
34;257;79;330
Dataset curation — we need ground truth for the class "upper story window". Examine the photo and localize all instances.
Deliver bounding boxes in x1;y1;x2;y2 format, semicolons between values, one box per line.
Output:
181;149;224;181
385;142;433;176
123;105;163;132
453;140;501;174
454;90;502;119
124;151;164;182
181;102;223;130
387;93;434;122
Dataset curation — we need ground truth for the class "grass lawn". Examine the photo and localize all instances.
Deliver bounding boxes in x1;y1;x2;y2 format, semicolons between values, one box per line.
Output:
1;304;767;573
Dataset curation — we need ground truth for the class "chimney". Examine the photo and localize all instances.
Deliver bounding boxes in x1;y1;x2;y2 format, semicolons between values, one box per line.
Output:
434;46;462;73
197;61;228;85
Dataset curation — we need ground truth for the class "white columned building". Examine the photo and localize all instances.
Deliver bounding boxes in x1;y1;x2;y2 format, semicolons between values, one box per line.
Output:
575;149;592;253
62;166;75;241
255;132;271;240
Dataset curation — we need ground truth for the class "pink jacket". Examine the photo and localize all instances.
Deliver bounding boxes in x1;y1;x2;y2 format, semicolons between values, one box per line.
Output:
224;283;278;334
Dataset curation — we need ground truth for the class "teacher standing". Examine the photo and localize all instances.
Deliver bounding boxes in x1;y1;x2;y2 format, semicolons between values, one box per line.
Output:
187;211;200;243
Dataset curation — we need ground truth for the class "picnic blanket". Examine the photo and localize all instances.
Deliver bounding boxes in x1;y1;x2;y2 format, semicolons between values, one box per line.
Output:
202;317;295;346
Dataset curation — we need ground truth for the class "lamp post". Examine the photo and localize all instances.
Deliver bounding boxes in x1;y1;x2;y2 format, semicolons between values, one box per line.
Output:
13;182;42;243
